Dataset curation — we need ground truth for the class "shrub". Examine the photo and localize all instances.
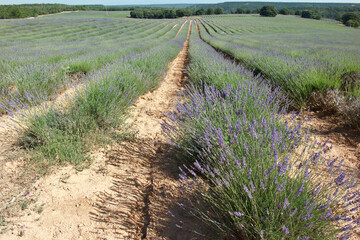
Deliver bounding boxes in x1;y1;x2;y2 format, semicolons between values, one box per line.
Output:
279;8;290;15
236;8;245;14
260;5;278;17
165;82;360;239
301;10;321;20
295;10;302;16
206;8;215;15
214;7;224;15
345;19;360;28
341;12;360;26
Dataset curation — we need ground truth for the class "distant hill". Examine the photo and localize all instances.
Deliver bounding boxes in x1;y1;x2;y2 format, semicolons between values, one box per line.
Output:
192;2;360;12
112;2;360;11
84;2;360;21
109;4;194;8
191;2;360;19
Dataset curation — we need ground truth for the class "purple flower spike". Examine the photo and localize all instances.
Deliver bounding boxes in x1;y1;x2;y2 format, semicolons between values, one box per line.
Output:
282;225;290;235
234;211;244;217
296;183;304;196
283;198;290;210
244;185;253;199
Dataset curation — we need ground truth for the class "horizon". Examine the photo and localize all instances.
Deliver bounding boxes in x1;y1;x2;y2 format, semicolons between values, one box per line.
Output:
2;0;360;5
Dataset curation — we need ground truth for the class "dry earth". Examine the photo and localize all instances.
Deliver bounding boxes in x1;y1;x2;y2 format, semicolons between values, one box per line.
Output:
301;111;359;173
301;111;360;239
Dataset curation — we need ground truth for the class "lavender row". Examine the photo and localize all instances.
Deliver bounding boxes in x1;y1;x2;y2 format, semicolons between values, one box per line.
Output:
197;16;360;107
6;21;190;167
163;23;359;239
0;17;184;113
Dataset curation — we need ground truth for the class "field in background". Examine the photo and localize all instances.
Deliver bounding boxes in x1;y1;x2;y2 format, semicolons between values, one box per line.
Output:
0;12;182;112
40;10;131;19
199;14;360;103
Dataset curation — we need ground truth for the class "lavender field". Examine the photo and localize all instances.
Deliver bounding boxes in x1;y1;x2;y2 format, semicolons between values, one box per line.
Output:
0;11;359;240
197;15;360;128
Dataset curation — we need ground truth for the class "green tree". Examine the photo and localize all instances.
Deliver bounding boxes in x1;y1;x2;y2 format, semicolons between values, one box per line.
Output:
164;9;176;18
9;7;23;18
130;10;144;18
346;19;360;27
259;5;278;17
183;7;192;16
279;8;290;15
214;7;224;15
236;8;245;14
206;8;215;15
176;8;185;17
341;12;360;27
195;8;206;15
301;10;321;20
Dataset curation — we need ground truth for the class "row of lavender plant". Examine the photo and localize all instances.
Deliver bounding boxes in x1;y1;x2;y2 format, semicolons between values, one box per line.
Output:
163;23;360;239
197;16;360;107
8;22;190;167
0;17;183;113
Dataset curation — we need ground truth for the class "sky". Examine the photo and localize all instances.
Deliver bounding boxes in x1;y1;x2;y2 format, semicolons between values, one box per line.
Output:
1;0;360;5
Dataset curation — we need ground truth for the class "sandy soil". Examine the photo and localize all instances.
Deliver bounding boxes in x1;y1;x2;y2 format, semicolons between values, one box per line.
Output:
0;20;208;240
301;111;360;239
300;111;359;174
0;77;84;228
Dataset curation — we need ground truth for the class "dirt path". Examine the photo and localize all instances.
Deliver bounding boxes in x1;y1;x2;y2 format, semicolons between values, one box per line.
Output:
1;20;207;240
164;24;178;36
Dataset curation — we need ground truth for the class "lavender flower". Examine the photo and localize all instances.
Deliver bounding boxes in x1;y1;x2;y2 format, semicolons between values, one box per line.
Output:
290;207;298;217
244;185;253;199
234;212;244;217
297;183;304;196
283;198;290;210
282;225;290;235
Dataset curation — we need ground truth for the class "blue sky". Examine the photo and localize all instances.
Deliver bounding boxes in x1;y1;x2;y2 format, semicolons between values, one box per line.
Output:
1;0;360;5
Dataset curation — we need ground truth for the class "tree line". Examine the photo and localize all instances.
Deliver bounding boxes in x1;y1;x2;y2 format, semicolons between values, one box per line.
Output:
193;2;360;20
130;7;226;19
0;4;87;19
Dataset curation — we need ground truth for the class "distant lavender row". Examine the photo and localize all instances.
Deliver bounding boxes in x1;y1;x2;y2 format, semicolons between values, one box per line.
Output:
0;17;184;113
163;23;360;239
198;16;360;106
